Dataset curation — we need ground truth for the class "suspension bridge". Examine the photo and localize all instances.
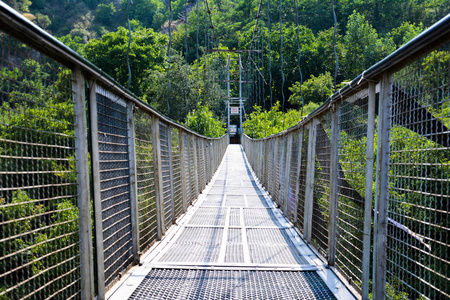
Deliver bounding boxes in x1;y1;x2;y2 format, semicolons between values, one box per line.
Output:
0;1;449;300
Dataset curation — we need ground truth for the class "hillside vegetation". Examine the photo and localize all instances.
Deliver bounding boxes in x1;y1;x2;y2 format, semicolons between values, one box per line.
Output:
5;0;449;134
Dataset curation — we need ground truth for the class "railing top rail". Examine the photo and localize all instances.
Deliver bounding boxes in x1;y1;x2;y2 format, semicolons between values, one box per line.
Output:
0;1;225;140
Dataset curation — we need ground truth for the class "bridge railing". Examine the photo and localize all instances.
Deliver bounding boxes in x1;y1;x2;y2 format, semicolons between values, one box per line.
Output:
0;3;227;299
243;13;450;300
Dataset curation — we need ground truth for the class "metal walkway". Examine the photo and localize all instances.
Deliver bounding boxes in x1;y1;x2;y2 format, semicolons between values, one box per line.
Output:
107;145;355;299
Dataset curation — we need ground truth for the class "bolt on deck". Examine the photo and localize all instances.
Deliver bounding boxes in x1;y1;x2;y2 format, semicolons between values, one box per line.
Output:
107;145;355;300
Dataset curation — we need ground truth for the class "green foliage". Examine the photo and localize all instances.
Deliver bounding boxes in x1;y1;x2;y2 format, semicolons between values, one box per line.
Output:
59;34;85;54
389;21;424;47
95;2;116;26
342;11;395;79
242;102;304;138
288;72;334;106
35;13;51;29
3;0;31;12
184;104;226;138
145;53;197;122
84;26;167;97
120;0;162;29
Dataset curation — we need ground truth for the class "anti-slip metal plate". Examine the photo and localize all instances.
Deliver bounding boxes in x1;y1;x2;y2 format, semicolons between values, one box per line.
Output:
129;269;336;300
245;195;270;208
243;208;279;227
248;244;309;265
187;207;226;226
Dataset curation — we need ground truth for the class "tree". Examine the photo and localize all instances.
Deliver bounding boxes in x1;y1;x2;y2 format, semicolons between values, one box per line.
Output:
342;11;395;79
288;72;334;106
119;0;163;29
184;104;226;138
95;2;116;26
242;102;304;138
389;21;424;48
3;0;31;12
145;53;198;122
83;25;168;97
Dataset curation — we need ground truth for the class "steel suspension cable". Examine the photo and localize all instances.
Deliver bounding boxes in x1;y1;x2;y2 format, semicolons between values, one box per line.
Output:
267;0;273;111
185;0;189;115
126;0;133;90
332;0;339;92
295;0;304;116
279;0;286;130
167;0;173;116
196;0;200;132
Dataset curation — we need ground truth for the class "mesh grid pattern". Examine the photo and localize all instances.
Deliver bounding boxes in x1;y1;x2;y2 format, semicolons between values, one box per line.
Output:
171;127;183;219
278;137;288;208
0;33;80;299
288;132;301;222
182;133;193;205
246;195;269;208
134;110;158;253
311;114;332;258
296;129;309;233
387;44;450;299
130;269;336;300
229;208;241;226
96;93;133;287
243;209;278;227
159;122;173;228
225;195;245;207
187;207;226;226
336;94;369;292
188;136;197;200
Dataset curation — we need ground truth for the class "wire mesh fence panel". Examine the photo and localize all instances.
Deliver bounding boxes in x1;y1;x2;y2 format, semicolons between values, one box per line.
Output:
189;136;197;201
182;132;193;206
276;137;287;207
134;110;158;253
0;33;80;299
262;141;269;188
387;44;450;299
204;141;211;184
196;138;205;190
287;130;301;222
171;127;183;219
159;122;173;229
95;90;133;288
296;127;309;234
336;92;369;292
311;114;332;258
269;139;276;196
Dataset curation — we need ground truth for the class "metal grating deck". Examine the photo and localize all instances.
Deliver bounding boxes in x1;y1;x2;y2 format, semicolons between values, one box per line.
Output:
108;145;355;300
129;269;336;300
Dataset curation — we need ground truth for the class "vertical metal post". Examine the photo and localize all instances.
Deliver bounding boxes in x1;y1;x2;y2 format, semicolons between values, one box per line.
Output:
167;126;175;223
283;134;293;215
127;102;140;264
73;69;95;300
292;128;304;224
88;80;105;300
328;102;340;266
239;54;243;136
304;118;318;243
179;129;188;212
151;116;165;238
362;82;377;299
374;73;392;299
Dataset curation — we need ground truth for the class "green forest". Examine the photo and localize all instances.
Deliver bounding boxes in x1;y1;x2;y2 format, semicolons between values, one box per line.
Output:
4;0;450;136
